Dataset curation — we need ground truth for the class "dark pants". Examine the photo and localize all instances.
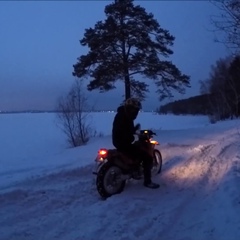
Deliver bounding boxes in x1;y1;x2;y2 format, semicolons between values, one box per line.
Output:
118;144;153;184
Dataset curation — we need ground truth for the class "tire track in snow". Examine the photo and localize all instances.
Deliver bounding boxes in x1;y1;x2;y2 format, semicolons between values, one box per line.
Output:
154;132;240;240
0;164;102;240
1;132;240;240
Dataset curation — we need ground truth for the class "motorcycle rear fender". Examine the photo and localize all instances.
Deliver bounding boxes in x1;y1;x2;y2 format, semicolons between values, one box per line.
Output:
92;158;108;175
96;156;133;173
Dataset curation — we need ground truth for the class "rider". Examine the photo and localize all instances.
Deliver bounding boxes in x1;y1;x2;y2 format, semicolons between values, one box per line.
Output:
112;97;160;189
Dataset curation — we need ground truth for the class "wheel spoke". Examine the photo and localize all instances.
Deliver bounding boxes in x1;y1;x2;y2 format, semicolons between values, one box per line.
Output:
103;166;123;194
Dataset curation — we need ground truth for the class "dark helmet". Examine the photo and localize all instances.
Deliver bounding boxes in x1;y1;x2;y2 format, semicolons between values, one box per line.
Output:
124;97;142;120
124;97;142;110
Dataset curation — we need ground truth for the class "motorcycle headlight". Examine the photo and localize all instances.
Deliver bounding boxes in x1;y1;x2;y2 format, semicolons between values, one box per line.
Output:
150;140;159;145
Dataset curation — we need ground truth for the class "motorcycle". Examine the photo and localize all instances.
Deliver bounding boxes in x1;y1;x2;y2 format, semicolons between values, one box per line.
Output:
92;129;162;198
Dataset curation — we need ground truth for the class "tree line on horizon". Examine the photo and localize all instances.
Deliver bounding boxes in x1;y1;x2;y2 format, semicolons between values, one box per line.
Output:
158;55;240;122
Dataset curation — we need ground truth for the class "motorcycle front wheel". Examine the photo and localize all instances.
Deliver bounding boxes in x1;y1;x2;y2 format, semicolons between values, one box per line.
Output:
151;150;162;175
96;161;126;198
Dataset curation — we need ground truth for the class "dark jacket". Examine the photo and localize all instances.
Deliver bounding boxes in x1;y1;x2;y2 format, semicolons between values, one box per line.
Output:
112;106;135;150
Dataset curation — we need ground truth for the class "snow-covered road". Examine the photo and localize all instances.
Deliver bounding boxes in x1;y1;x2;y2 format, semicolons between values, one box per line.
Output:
1;121;240;240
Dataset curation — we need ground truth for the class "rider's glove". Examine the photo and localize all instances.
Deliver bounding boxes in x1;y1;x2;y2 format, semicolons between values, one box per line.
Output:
134;123;141;132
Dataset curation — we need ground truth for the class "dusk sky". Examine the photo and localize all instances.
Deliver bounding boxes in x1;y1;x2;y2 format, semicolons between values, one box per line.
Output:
0;0;230;111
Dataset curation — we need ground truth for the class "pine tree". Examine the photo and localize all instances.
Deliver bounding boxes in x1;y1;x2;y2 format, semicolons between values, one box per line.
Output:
73;0;190;101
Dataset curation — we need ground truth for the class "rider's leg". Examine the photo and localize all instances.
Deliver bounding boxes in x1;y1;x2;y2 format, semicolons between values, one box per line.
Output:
141;153;152;184
135;149;160;189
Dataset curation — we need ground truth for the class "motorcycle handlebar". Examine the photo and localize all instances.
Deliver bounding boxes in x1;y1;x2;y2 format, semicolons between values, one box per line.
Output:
135;130;157;136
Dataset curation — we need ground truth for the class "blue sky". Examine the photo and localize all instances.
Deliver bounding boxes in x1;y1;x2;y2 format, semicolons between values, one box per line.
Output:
0;0;229;111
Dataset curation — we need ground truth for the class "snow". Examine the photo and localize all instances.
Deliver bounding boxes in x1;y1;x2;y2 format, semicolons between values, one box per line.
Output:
0;112;240;240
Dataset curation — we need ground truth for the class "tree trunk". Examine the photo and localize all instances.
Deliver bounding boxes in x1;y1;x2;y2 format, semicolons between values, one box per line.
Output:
119;11;131;100
124;74;131;99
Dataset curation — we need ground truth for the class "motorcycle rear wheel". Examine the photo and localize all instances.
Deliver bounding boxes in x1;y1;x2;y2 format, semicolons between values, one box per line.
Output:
96;161;126;198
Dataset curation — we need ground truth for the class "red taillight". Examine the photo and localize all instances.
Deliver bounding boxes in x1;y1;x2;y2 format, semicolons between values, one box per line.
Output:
98;149;108;156
97;148;108;162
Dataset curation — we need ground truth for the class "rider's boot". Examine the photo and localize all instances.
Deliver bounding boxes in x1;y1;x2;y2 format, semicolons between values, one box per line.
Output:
144;181;160;189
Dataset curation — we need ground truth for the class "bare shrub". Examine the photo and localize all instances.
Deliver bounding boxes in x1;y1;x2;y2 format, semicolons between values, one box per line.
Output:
56;80;94;147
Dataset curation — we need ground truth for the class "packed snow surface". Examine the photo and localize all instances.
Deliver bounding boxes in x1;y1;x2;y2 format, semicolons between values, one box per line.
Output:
0;112;240;240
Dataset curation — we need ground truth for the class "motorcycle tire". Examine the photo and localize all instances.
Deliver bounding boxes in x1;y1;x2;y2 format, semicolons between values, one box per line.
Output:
96;161;126;198
152;149;162;175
